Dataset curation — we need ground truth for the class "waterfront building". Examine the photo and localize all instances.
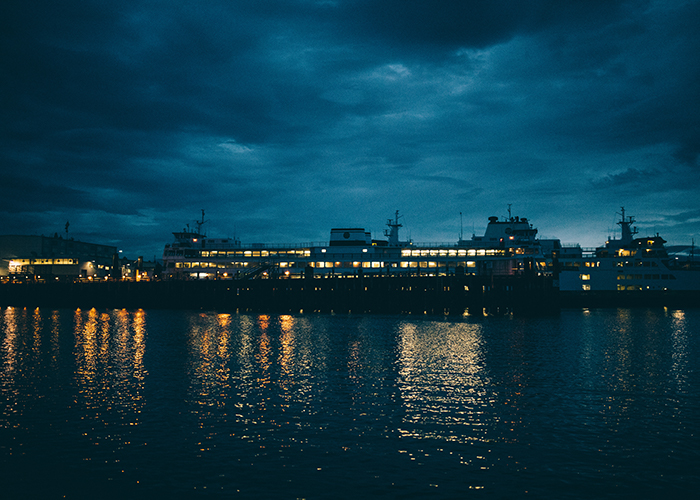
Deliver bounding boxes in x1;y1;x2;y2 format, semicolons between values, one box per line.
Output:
0;234;118;281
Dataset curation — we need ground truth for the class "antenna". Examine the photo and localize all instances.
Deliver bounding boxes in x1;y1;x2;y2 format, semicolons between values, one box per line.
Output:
195;209;209;236
65;221;70;233
460;212;463;241
507;204;512;220
692;238;695;262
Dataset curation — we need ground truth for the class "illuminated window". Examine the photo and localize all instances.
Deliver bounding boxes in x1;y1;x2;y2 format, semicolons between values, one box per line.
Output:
582;284;591;291
580;274;590;281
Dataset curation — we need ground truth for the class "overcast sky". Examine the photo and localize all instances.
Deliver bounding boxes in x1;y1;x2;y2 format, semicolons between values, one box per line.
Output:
2;0;699;258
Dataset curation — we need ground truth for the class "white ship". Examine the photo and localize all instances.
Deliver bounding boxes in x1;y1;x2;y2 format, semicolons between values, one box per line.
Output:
162;210;558;280
558;208;700;292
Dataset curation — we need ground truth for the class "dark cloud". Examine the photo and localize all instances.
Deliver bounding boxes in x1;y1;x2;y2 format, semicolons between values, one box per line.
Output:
665;209;700;224
590;168;661;189
339;0;629;52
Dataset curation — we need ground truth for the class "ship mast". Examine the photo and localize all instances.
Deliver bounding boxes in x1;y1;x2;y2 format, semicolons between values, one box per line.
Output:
195;209;209;237
385;210;403;247
617;207;638;245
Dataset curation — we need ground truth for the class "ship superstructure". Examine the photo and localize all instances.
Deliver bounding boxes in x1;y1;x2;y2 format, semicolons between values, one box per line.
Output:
162;211;558;280
558;208;700;292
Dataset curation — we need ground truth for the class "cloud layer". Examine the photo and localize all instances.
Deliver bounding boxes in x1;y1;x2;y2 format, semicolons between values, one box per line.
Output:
2;0;699;257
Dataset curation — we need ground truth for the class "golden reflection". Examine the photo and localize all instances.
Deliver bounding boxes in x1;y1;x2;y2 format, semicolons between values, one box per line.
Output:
1;307;21;427
50;310;61;369
2;308;148;446
186;312;234;414
216;314;231;359
75;308;99;386
133;310;146;381
32;308;43;355
99;312;110;363
670;310;688;391
278;315;296;391
72;308;147;448
2;307;19;383
257;328;272;388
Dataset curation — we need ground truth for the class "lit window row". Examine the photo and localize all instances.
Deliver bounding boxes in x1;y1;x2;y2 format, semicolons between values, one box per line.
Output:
400;248;507;257
199;249;311;258
8;258;77;265
617;274;675;280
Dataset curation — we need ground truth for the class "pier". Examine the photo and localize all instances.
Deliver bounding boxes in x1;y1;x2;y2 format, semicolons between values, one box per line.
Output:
0;273;557;316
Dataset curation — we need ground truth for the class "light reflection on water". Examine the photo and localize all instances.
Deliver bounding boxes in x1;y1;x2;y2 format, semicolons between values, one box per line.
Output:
396;321;496;443
1;307;700;498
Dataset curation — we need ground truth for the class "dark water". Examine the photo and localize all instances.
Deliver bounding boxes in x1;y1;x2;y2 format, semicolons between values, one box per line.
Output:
1;307;699;499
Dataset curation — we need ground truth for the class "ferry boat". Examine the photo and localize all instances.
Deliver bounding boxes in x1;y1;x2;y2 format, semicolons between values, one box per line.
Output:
558;208;700;292
162;210;559;280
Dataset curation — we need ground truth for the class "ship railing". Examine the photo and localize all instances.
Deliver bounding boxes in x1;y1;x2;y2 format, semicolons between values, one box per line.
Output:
236;242;327;250
405;242;463;248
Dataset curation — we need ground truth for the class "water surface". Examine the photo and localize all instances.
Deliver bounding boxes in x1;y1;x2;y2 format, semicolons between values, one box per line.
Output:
2;307;699;498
